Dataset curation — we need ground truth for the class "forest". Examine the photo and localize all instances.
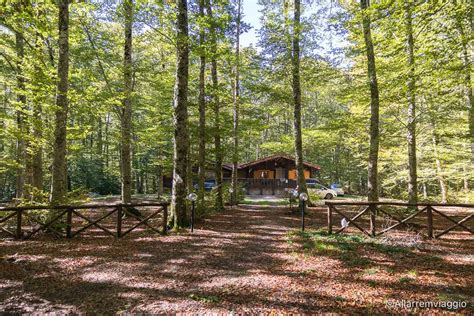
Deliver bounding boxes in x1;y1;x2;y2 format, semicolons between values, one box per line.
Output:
0;0;472;227
1;0;473;314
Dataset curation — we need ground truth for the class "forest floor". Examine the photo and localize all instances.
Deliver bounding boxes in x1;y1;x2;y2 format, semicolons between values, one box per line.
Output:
0;204;473;314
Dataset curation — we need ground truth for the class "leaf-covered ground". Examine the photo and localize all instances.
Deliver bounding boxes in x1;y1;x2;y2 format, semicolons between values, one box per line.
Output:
0;204;473;313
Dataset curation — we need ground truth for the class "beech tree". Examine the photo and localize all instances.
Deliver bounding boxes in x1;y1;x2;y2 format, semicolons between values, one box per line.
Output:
14;6;26;200
197;0;206;208
404;0;417;204
50;0;69;205
206;0;224;211
171;0;189;228
121;0;133;204
360;0;380;202
292;0;307;195
231;0;242;204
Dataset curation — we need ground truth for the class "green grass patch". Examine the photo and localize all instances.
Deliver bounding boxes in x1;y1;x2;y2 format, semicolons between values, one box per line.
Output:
364;267;380;275
369;242;410;255
367;280;377;287
399;276;414;283
286;229;414;271
436;293;469;302
340;253;371;267
189;293;220;304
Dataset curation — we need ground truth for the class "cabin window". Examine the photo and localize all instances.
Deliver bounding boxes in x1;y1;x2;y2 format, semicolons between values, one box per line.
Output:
288;169;310;180
253;170;274;179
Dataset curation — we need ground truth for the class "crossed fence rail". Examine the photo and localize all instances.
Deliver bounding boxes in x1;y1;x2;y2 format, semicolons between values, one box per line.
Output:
325;201;473;239
0;202;169;240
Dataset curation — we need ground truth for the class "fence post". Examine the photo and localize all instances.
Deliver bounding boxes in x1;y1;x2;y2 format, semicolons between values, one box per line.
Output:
370;204;376;237
117;205;122;238
16;210;22;239
327;204;333;234
426;205;433;239
66;208;73;238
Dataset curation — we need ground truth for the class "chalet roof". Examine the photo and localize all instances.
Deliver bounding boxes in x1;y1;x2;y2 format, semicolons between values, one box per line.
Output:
238;154;321;170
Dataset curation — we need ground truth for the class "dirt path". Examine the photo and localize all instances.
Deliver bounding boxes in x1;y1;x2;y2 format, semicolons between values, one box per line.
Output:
1;205;472;313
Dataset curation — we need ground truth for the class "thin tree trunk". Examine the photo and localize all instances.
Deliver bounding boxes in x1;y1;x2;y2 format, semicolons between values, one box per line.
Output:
232;0;242;205
29;30;44;196
206;0;223;211
31;104;43;193
187;143;193;193
50;0;69;205
292;0;307;196
105;112;110;168
197;0;206;208
432;130;447;203
14;13;26;200
457;18;474;160
171;0;189;228
361;0;380;202
97;117;103;156
422;182;428;199
462;165;469;192
405;1;417;204
121;0;133;204
156;165;163;199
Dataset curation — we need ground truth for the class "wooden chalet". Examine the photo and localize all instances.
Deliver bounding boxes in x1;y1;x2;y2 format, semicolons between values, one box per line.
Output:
224;154;320;195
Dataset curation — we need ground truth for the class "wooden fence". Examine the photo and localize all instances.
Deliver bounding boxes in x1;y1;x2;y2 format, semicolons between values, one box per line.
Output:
326;201;473;239
0;202;169;240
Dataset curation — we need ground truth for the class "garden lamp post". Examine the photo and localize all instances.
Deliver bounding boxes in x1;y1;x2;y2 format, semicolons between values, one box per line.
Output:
188;193;197;232
229;187;234;208
299;192;308;232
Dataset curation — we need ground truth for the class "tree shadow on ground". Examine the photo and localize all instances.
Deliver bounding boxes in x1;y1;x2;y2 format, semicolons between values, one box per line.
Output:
0;205;472;313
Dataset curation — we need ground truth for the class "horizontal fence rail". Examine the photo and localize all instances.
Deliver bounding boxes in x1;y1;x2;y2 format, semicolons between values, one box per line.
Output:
0;202;169;240
325;201;473;239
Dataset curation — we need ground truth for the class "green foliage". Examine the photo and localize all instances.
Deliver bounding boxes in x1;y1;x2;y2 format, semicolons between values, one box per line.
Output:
69;156;120;195
188;293;220;304
0;0;472;205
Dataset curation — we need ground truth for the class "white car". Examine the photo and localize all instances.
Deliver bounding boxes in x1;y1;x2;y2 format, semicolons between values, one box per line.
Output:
330;184;345;196
308;183;338;199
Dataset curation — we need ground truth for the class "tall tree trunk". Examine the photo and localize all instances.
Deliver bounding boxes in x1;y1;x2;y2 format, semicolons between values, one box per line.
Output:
197;0;206;208
105;112;110;168
457;17;474;160
31;104;43;193
50;0;69;205
231;0;242;205
360;0;380;202
462;165;469;192
171;0;189;228
206;0;223;211
29;30;46;198
15;28;26;200
97;117;103;156
292;0;307;196
405;1;418;204
121;0;133;204
187;143;193;193
432;129;447;203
